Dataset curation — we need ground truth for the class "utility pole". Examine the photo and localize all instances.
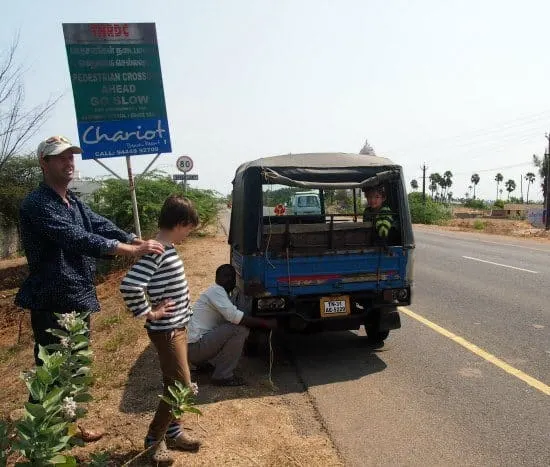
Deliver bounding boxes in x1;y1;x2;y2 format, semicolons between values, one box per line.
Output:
421;163;427;204
546;134;550;230
520;173;523;204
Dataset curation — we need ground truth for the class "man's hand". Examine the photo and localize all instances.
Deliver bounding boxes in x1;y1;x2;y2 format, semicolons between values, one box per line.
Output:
133;239;165;256
115;240;164;257
263;318;277;330
147;299;176;320
241;315;278;329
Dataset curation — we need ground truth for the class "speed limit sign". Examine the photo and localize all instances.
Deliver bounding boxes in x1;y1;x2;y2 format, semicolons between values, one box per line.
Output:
176;155;194;173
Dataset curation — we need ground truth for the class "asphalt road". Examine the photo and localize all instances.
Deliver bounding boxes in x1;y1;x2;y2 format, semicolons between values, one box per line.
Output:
284;227;550;466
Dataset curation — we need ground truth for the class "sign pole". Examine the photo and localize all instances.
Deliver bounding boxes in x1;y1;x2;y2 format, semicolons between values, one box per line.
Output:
184;172;187;194
125;156;142;238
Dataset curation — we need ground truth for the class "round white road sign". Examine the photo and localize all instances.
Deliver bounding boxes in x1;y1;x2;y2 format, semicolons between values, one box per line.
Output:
176;155;194;173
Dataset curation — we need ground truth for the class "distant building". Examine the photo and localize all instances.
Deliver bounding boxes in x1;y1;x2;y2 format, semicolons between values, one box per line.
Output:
491;203;544;221
68;172;103;203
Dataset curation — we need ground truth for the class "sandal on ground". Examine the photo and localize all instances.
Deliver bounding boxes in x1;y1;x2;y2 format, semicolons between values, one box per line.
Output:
146;439;174;465
76;424;105;443
166;432;202;452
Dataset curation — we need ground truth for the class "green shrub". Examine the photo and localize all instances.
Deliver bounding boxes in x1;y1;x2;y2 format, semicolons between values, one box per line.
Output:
408;192;451;224
493;199;505;209
473;219;486;230
464;199;487;210
89;173;222;237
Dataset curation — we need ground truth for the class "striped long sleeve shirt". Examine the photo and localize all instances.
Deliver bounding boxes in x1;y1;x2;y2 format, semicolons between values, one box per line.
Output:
120;244;192;331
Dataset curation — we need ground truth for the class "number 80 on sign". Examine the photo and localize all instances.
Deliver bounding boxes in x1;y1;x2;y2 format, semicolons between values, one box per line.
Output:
176;155;194;173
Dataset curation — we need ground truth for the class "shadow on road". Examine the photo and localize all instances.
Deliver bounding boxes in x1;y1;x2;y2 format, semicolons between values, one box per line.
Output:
119;330;387;413
280;330;388;388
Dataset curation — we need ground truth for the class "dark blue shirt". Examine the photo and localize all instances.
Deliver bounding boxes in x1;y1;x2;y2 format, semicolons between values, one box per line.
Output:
15;182;135;312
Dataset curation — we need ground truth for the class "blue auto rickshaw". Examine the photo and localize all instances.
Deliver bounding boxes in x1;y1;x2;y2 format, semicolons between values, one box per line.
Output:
228;152;414;343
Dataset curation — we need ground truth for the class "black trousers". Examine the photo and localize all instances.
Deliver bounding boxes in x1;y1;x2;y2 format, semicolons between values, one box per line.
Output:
30;309;91;366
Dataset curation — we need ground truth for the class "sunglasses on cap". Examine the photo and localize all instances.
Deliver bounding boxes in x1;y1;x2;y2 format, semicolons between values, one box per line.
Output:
45;136;71;144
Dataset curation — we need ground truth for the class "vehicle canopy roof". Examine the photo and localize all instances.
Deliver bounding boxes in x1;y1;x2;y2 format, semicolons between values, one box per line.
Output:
233;152;401;189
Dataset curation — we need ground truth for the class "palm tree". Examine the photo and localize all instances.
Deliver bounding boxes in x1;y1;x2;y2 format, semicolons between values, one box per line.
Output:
437;177;446;201
471;173;480;199
494;173;503;200
429;173;442;200
447;191;453;203
410;179;419;191
505;179;516;200
443;171;453;199
524;172;536;204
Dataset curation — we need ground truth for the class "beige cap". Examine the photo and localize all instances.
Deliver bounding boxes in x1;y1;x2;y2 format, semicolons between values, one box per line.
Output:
37;136;82;159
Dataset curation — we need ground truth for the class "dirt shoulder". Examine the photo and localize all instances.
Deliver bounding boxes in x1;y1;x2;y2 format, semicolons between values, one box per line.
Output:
0;231;341;466
415;218;550;243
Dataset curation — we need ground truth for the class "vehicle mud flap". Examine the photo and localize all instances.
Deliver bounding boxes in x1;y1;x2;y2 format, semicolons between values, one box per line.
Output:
379;307;401;331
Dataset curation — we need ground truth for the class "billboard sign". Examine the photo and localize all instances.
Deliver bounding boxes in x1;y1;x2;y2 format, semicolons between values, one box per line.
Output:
62;23;171;160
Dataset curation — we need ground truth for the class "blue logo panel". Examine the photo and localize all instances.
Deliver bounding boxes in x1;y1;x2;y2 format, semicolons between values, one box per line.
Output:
77;118;172;160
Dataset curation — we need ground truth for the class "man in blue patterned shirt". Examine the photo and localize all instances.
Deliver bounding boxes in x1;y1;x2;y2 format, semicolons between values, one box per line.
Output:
15;135;164;441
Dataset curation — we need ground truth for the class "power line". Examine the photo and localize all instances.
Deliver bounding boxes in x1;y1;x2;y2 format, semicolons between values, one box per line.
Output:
450;161;534;176
385;109;550;154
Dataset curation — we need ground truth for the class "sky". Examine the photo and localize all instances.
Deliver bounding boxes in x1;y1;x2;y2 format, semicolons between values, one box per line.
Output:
3;0;550;200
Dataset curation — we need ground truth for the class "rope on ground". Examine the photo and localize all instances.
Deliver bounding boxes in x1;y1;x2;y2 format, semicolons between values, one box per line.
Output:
197;413;208;434
266;329;278;391
121;444;153;466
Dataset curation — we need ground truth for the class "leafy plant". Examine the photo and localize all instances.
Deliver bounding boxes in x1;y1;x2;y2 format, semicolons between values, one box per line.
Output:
88;451;110;466
464;199;487;210
159;381;202;419
0;420;12;465
2;312;94;466
493;199;505;209
473;219;486;230
0;155;42;230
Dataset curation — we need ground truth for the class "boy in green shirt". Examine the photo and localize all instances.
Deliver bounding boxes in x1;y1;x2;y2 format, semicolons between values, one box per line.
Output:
362;185;395;240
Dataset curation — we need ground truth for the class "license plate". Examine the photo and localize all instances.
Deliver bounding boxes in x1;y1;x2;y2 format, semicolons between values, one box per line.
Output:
320;296;350;318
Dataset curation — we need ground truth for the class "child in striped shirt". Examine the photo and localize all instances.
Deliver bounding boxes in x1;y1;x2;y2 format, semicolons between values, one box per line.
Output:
120;195;201;463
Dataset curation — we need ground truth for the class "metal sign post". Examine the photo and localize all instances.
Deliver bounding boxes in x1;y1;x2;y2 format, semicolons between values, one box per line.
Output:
63;23;172;238
125;156;141;238
176;156;194;194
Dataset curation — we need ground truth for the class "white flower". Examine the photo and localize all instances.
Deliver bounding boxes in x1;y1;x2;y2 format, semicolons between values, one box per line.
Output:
61;396;77;419
60;337;71;348
22;369;36;383
58;311;78;331
189;382;199;396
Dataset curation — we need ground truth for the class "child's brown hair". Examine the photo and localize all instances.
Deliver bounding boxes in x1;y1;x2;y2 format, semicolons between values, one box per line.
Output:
158;195;200;229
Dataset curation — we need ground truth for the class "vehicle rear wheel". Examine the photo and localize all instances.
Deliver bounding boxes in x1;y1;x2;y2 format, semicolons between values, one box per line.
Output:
366;329;389;343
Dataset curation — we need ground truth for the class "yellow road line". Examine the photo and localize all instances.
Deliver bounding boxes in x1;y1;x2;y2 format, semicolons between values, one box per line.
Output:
400;307;550;396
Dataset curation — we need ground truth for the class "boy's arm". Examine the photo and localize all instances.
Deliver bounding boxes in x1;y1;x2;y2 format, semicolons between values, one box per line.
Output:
375;206;394;239
120;254;163;317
